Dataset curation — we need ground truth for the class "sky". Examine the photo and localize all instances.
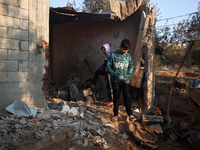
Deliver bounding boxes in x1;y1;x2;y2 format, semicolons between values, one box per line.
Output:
49;0;199;27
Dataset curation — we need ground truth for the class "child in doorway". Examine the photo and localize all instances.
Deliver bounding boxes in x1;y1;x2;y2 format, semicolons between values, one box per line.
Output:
107;39;136;122
89;43;113;106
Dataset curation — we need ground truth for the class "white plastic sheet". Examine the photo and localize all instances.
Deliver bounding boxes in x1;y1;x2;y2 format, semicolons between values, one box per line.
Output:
5;100;37;118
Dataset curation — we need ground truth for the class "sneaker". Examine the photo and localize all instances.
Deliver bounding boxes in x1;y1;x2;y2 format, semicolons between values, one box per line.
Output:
129;115;136;122
105;102;113;106
111;116;118;122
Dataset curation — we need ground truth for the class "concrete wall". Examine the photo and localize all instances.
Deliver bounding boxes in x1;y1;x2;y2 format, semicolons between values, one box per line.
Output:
0;0;49;110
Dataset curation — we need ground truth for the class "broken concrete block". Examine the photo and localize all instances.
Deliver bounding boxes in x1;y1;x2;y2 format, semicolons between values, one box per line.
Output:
69;84;80;100
142;115;164;123
149;124;163;134
61;104;70;113
85;96;94;105
52;121;59;129
104;124;116;129
129;122;159;149
132;108;142;118
85;110;94;116
122;133;129;140
168;132;178;141
68;107;78;117
57;90;68;99
83;88;92;97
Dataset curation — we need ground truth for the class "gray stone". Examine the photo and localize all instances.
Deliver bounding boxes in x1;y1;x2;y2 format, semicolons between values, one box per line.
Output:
19;61;28;72
19;0;28;9
20;41;29;50
0;15;20;28
8;5;28;19
0;72;7;82
0;60;18;71
0;49;7;59
0;3;8;15
21;19;28;30
8;50;28;61
8;28;28;40
8;72;28;82
0;27;7;38
0;38;20;49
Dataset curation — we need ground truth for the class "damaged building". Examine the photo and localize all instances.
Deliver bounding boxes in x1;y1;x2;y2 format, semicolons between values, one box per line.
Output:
1;1;200;150
0;0;156;113
49;0;156;113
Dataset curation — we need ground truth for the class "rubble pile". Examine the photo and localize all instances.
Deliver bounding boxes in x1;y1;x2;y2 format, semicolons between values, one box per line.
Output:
1;72;200;150
0;99;135;150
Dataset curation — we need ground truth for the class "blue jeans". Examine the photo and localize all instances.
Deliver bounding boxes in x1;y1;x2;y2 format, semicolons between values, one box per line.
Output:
111;80;132;116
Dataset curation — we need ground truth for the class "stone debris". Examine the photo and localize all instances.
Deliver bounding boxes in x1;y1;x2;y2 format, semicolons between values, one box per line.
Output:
0;99;132;150
149;124;163;134
142;115;164;124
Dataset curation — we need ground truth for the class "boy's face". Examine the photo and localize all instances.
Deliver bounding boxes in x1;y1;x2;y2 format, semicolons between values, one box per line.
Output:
101;46;106;55
119;46;129;54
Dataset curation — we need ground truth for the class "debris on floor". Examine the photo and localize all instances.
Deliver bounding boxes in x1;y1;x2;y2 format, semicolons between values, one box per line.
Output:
1;69;200;150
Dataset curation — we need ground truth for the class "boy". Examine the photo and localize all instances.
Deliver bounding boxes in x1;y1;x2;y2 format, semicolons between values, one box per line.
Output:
89;43;113;106
107;39;136;122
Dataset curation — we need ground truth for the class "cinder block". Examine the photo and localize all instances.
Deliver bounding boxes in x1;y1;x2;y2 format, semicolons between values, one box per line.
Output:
8;28;28;40
0;60;18;71
8;72;28;82
0;38;20;49
0;72;7;82
0;0;18;6
0;0;9;5
20;41;29;50
0;3;8;15
21;19;28;30
0;82;29;97
0;15;20;28
8;6;28;19
8;50;28;61
19;0;28;9
0;26;7;38
19;61;28;72
0;49;8;59
142;115;164;123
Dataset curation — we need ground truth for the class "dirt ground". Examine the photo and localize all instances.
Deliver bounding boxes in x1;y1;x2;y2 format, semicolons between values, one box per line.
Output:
42;67;200;150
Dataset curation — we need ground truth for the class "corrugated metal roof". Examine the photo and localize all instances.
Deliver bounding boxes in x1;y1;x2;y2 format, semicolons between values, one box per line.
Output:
50;7;117;25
